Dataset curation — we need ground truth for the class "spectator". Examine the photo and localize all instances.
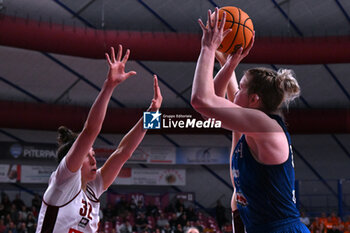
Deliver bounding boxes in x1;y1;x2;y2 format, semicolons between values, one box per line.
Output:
175;199;185;213
9;205;17;224
5;221;17;233
26;214;35;233
117;220;132;233
176;206;185;218
183;221;192;232
215;200;226;229
344;216;350;231
320;212;328;226
194;220;204;233
142;224;152;233
177;214;188;228
169;213;178;230
0;204;6;219
29;207;37;219
325;216;334;232
31;195;41;211
344;224;350;233
18;206;28;223
327;224;341;233
330;212;339;225
156;212;169;229
135;213;148;232
1;194;11;213
186;206;197;222
174;223;184;233
5;214;12;225
103;203;115;222
115;196;129;218
300;211;310;227
162;223;173;233
146;200;159;217
17;222;28;233
12;195;24;211
0;219;6;233
135;200;146;217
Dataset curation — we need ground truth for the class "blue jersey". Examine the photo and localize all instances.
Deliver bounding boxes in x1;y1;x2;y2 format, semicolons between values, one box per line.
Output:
232;115;306;233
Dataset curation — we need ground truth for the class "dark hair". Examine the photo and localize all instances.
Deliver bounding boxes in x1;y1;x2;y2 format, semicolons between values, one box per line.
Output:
245;67;300;113
56;126;78;163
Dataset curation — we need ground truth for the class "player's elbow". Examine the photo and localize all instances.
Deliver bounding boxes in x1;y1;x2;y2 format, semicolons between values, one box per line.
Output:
191;95;206;110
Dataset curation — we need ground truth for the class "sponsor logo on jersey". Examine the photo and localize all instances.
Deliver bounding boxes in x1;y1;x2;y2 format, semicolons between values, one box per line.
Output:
78;217;89;228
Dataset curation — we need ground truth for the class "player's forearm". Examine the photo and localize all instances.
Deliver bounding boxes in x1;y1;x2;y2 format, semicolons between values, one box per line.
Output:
214;66;237;98
227;78;238;102
116;116;146;158
83;80;116;136
191;47;216;108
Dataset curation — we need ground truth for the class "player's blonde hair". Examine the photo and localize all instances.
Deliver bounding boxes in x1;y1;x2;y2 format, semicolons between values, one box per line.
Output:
245;67;300;113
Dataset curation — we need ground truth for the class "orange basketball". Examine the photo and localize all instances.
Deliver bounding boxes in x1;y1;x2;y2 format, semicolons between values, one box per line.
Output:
217;6;254;54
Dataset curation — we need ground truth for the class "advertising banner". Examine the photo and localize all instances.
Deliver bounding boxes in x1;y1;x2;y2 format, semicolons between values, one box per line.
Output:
114;168;186;186
21;165;56;183
176;147;230;164
0;142;57;161
95;146;176;164
0;164;20;183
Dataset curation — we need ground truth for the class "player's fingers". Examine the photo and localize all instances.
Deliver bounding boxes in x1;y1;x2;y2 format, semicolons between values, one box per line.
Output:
105;53;112;65
214;8;219;29
198;19;207;31
122;49;130;63
219;12;226;31
110;47;116;63
125;71;137;79
116;44;122;61
207;10;213;29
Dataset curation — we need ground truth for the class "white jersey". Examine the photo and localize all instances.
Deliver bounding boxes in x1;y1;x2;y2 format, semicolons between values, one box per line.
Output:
36;157;105;233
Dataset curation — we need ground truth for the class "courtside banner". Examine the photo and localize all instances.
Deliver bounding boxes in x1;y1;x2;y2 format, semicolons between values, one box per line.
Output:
176;147;230;164
21;165;56;183
0;164;20;183
0;142;57;161
95;146;176;164
114;168;186;186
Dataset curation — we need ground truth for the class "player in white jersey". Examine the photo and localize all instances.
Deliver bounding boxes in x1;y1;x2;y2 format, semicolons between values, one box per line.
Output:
36;45;163;233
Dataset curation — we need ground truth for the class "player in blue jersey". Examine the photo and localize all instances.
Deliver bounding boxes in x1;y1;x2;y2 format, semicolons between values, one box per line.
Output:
191;8;310;233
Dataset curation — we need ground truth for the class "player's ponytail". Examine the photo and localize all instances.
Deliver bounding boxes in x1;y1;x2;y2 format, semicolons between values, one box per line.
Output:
246;67;300;113
56;126;77;163
276;69;300;107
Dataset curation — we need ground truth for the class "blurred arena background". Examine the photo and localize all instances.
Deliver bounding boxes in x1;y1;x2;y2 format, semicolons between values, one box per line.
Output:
0;0;349;232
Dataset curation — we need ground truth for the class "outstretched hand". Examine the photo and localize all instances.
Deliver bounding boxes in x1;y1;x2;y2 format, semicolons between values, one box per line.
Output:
105;45;137;86
149;75;163;111
198;8;231;51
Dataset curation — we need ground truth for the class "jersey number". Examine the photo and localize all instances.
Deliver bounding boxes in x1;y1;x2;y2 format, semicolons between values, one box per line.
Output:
79;199;93;220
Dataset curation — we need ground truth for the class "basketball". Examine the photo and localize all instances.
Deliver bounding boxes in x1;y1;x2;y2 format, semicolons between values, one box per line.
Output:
217;6;254;54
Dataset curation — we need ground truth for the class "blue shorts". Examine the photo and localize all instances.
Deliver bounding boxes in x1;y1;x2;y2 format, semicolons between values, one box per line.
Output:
246;218;310;233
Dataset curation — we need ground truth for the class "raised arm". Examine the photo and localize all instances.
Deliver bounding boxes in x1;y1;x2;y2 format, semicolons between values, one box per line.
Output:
100;75;163;190
191;8;276;133
65;45;136;172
